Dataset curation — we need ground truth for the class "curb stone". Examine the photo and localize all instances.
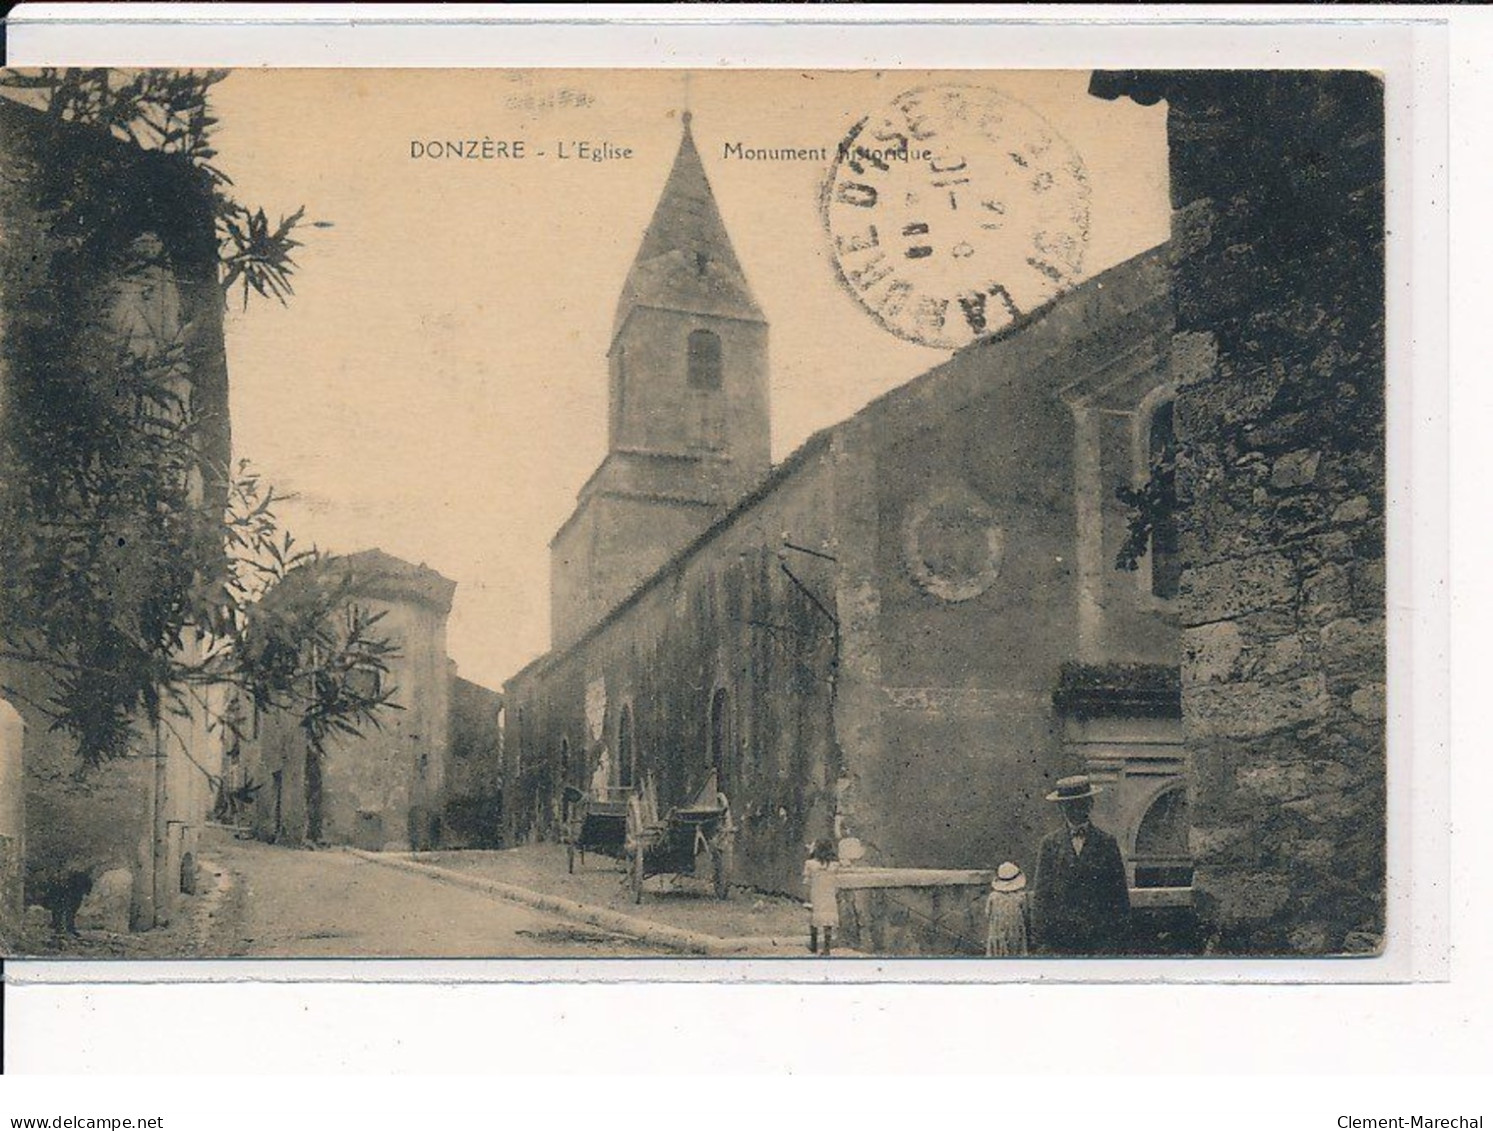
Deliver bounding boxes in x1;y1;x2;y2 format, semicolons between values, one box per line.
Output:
345;848;801;956
191;856;237;953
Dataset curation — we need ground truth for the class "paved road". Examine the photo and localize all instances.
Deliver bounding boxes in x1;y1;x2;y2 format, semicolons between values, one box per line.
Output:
200;826;663;958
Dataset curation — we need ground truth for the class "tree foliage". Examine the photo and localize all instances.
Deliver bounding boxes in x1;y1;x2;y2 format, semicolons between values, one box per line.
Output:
0;68;311;309
0;67;393;776
1115;433;1179;574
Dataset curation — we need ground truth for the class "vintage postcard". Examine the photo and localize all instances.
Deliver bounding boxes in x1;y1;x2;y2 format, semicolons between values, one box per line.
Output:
0;67;1387;962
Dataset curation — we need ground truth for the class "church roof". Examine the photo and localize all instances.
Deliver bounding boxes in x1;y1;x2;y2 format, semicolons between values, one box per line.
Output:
612;112;764;341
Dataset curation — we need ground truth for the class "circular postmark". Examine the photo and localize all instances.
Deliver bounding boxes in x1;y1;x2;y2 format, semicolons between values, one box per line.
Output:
822;84;1092;350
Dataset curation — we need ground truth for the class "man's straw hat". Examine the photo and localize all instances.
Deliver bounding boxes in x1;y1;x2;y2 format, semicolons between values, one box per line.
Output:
1045;774;1102;803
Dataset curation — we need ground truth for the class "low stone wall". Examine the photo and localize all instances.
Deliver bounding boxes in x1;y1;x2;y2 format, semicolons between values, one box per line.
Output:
834;868;1202;956
834;867;994;956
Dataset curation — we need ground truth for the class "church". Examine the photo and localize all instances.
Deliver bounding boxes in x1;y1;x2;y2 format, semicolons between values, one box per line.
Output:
502;111;1191;908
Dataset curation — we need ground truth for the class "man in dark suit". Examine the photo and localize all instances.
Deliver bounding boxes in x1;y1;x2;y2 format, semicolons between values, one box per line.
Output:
1031;775;1131;955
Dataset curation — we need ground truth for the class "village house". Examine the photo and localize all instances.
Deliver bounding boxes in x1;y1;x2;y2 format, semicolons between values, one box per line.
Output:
503;113;1190;946
241;549;503;852
442;672;505;849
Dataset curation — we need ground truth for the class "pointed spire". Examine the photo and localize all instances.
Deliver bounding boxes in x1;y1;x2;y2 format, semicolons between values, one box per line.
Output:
612;113;764;341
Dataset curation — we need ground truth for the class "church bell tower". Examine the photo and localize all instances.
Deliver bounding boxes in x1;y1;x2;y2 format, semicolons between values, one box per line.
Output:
550;112;771;648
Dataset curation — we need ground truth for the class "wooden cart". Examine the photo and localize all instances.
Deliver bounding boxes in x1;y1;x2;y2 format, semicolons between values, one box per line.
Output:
624;772;734;904
561;785;630;873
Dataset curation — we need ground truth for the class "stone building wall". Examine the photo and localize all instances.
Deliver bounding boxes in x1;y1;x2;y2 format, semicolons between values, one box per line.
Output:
443;674;504;848
0;97;231;934
252;599;453;851
837;245;1177;884
1094;71;1387;953
247;551;457;852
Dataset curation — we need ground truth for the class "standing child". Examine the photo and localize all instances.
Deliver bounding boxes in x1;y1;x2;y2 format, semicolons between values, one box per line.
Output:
802;838;840;956
986;861;1031;957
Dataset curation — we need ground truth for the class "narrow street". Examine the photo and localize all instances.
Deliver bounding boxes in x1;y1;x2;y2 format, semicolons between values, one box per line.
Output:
201;826;665;958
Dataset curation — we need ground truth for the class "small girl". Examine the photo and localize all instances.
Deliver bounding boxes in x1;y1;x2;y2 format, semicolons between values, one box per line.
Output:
801;838;840;956
986;861;1031;957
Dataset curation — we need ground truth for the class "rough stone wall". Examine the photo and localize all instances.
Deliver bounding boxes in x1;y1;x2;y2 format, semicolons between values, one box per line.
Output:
1157;73;1387;954
835;873;994;956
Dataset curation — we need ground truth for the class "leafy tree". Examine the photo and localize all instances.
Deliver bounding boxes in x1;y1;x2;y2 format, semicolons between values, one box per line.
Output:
0;67;397;792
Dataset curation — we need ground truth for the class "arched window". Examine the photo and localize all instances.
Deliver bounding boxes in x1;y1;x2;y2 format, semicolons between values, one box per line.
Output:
687;329;723;390
617;706;635;789
709;688;730;792
687;330;726;451
1132;786;1193;889
1147;399;1180;600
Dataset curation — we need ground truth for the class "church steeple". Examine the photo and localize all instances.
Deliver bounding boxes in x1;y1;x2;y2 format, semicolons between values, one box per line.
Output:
612;111;764;343
550;111;772;649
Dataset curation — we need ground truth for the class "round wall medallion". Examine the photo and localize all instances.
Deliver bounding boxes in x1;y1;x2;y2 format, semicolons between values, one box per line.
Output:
904;486;1005;602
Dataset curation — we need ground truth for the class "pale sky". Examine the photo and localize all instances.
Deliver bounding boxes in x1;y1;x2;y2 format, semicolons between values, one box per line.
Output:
212;69;1169;691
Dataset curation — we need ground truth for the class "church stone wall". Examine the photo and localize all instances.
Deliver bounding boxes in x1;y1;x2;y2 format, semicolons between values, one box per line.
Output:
0;701;23;940
835;248;1176;882
508;439;840;896
551;488;719;651
511;249;1181;901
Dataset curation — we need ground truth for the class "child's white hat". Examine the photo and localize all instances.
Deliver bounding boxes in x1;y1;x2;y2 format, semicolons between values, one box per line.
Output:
990;861;1027;893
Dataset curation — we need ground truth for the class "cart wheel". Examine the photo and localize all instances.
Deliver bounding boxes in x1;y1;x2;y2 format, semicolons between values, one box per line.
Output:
567;842;575;874
631;841;645;904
